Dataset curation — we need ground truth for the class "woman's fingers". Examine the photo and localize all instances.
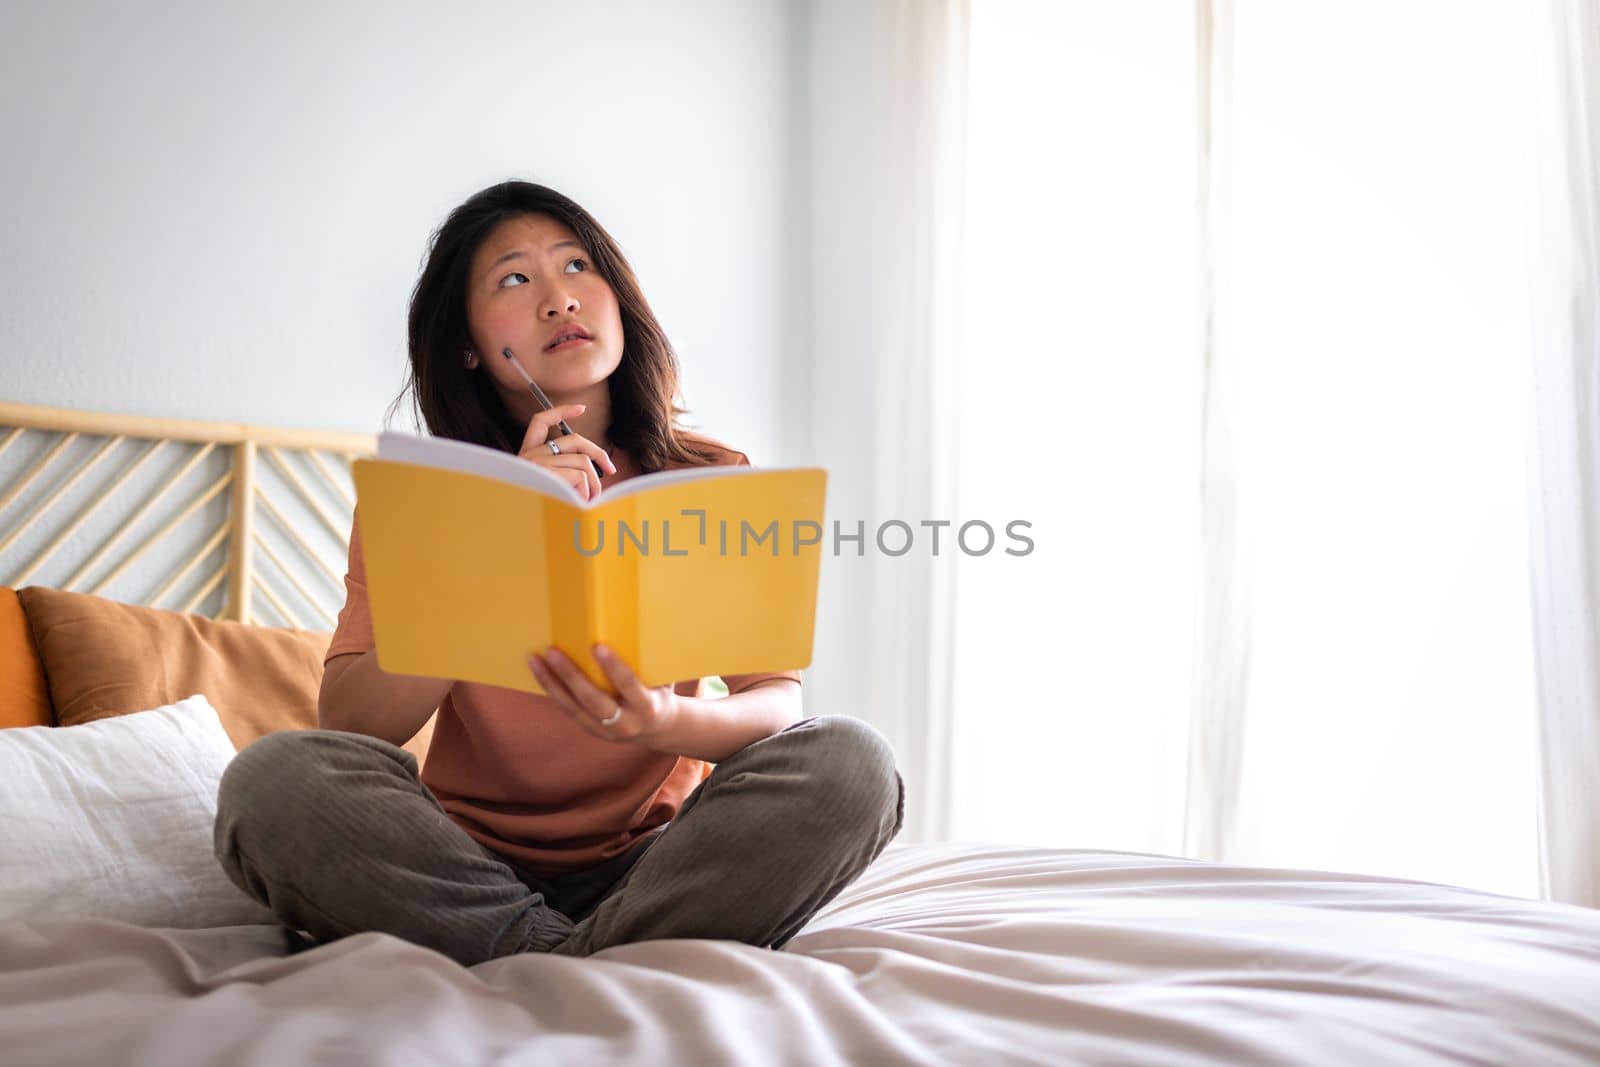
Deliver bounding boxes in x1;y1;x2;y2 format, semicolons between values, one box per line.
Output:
547;433;617;477
518;403;586;454
516;435;606;502
516;454;595;499
594;644;653;707
538;649;617;717
548;459;596;500
540;435;608;499
512;402;613;501
563;465;592;501
528;647;674;744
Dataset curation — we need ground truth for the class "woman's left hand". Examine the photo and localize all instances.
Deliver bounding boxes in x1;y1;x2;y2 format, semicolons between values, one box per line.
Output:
527;644;680;743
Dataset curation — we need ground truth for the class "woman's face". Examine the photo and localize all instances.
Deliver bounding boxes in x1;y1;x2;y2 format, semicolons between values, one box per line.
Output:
464;213;625;396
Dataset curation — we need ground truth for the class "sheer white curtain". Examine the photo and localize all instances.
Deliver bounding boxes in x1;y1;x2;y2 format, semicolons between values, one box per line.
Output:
1524;0;1600;907
948;3;1200;857
805;0;969;842
809;0;1592;902
1198;0;1541;899
952;0;1545;898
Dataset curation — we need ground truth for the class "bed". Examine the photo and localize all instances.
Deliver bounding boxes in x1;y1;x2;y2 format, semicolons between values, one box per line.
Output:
1;401;1597;1067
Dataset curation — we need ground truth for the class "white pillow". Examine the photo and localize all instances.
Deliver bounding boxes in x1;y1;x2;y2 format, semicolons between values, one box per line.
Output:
0;693;277;929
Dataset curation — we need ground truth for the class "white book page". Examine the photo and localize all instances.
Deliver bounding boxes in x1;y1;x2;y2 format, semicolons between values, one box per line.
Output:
377;432;582;503
600;463;768;501
376;432;780;508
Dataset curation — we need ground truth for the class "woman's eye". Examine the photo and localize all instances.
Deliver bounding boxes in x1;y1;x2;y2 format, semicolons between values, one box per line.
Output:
498;260;584;287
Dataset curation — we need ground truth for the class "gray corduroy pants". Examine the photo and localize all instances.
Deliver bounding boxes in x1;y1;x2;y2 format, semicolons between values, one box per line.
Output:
213;715;904;967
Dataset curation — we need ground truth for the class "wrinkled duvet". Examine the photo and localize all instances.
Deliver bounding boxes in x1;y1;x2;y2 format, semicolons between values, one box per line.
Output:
2;841;1597;1066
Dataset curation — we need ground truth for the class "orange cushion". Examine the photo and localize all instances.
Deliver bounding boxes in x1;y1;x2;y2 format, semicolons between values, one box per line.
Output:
0;588;52;729
15;586;433;762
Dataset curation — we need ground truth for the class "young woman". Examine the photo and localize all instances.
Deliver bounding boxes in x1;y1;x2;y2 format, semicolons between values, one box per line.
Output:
213;181;904;967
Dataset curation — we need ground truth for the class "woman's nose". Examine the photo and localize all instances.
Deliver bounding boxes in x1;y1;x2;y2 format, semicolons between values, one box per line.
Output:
541;290;580;318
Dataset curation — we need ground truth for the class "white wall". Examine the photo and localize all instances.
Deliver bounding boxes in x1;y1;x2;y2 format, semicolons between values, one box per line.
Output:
0;0;807;466
798;0;898;729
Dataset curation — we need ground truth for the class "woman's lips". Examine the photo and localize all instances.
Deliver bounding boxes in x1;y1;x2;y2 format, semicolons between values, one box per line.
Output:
546;337;592;354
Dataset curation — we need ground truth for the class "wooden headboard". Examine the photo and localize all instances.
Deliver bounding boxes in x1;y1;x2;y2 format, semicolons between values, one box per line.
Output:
0;401;373;629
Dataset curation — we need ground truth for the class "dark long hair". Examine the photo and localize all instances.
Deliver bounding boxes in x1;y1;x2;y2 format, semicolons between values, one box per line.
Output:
385;180;720;473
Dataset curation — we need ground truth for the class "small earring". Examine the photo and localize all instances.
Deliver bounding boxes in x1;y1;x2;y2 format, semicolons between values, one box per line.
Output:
464;350;476;368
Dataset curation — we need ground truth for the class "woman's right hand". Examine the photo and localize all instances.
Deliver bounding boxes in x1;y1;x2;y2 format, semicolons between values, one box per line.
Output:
517;403;617;502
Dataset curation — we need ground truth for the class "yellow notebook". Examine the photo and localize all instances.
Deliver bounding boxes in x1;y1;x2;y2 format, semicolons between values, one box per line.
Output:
350;432;827;696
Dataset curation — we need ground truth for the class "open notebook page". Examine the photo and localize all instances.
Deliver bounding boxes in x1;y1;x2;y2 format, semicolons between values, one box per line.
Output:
376;432;772;508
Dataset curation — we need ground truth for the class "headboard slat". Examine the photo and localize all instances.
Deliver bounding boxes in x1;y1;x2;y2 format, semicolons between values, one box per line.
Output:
13;440;170;587
306;451;355;512
0;402;375;626
149;524;229;611
252;531;336;629
61;442;218;592
88;471;233;596
263;447;348;545
0;432;77;516
253;489;344;591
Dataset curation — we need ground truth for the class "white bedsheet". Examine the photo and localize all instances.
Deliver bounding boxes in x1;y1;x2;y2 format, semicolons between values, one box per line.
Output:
0;841;1596;1066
